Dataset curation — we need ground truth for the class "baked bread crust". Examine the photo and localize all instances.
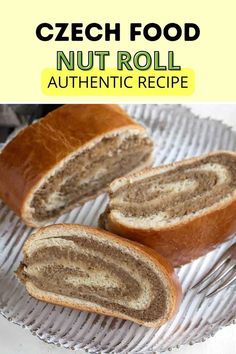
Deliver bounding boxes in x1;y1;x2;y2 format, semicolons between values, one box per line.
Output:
0;104;151;227
101;151;236;266
17;224;182;328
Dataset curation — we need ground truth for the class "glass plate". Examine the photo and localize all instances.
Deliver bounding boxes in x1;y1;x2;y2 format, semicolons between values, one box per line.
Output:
0;104;236;353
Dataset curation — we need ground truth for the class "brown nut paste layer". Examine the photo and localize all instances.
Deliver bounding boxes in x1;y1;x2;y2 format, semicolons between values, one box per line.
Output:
20;236;168;322
111;153;236;218
31;135;153;221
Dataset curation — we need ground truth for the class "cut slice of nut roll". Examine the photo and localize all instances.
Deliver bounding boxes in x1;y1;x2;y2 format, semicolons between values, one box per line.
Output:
0;104;153;227
101;151;236;266
17;224;181;328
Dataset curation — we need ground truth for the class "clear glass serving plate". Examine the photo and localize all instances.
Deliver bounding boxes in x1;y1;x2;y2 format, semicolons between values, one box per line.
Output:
0;104;235;353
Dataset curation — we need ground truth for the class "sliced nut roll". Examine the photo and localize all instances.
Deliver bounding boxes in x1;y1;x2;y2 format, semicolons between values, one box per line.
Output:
101;151;236;266
0;104;153;227
17;224;181;328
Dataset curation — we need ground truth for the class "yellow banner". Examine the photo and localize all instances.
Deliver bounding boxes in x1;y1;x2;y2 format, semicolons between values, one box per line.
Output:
0;0;235;102
42;68;195;96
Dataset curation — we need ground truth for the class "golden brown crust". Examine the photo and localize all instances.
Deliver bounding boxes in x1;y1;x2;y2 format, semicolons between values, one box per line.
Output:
105;201;236;266
104;151;236;266
0;104;146;225
25;282;175;328
19;224;182;328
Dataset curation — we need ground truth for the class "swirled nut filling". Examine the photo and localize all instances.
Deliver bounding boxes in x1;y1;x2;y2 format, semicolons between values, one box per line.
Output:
17;232;173;323
105;152;236;228
30;133;153;222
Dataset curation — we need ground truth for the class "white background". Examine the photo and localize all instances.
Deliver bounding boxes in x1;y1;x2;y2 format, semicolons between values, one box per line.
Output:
1;104;236;354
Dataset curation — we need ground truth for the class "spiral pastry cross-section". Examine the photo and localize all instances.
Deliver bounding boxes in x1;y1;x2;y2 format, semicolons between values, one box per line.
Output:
101;151;236;265
0;104;153;227
17;224;181;328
